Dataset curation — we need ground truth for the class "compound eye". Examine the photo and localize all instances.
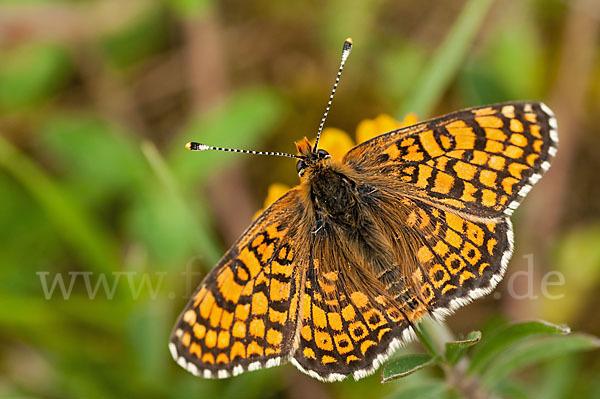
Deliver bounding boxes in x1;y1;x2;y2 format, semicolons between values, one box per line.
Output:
316;149;330;158
296;160;306;176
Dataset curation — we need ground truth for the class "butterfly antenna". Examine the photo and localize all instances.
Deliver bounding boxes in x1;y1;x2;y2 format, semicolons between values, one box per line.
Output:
313;37;353;152
185;142;301;159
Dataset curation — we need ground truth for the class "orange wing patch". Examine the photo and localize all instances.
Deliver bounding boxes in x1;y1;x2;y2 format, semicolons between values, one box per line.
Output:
398;198;513;316
344;102;557;219
170;189;308;378
292;257;419;381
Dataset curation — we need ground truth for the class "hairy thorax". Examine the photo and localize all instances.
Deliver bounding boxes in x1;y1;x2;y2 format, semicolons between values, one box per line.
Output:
313;168;356;218
301;159;419;308
303;161;364;228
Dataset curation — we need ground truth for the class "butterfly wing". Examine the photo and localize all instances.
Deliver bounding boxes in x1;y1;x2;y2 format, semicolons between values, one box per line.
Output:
291;223;424;381
289;193;512;381
343;102;558;218
378;195;513;318
169;188;309;378
172;101;556;381
290;102;555;380
340;101;557;318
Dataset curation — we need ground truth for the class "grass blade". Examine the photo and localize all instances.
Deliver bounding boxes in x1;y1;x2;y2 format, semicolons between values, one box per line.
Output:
0;135;119;273
400;0;494;118
141;141;223;265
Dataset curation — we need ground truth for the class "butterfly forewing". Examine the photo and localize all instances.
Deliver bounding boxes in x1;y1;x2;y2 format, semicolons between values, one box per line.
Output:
343;102;558;218
170;189;309;378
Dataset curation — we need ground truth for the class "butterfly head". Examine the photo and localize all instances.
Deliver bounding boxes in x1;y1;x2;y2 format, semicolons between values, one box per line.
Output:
295;137;331;178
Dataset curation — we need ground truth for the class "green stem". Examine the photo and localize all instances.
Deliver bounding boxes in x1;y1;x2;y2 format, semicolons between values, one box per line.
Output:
415;321;443;358
412;320;493;398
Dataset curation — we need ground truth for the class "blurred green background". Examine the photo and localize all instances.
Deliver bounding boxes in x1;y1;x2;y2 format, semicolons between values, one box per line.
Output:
1;0;599;398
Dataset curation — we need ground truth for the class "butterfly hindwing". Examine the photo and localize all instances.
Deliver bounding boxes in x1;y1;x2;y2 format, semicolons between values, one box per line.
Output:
344;102;557;218
291;231;423;381
169;189;308;378
289;189;515;381
389;197;514;316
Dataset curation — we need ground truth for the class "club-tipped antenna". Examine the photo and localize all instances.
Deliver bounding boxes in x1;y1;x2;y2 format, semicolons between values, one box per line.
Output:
185;141;301;159
313;37;353;152
185;38;352;160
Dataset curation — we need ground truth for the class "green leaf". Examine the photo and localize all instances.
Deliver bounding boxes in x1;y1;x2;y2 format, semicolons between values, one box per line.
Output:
170;87;284;185
468;320;569;375
381;354;436;383
138;141;222;265
535;356;578;399
445;330;482;365
0;174;63;292
481;333;600;388
399;0;494;118
100;5;168;68
221;367;284;399
493;380;531;399
0;135;119;274
0;42;72;109
169;0;214;16
377;42;426;104
388;379;456;399
40;114;148;205
460;18;544;104
127;301;169;382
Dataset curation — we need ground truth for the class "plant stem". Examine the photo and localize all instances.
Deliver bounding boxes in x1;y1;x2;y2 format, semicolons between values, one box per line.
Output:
415;321;443;357
442;360;496;399
416;321;495;399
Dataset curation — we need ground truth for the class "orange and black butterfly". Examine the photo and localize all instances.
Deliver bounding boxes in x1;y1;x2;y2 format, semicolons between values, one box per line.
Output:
169;39;558;381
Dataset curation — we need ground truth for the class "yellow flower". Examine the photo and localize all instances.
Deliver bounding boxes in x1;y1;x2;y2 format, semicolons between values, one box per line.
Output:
256;113;418;216
311;127;355;162
356;113;419;144
254;182;291;219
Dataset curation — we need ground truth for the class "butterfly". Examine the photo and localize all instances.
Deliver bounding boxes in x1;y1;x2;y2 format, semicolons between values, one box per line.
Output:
169;38;558;382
